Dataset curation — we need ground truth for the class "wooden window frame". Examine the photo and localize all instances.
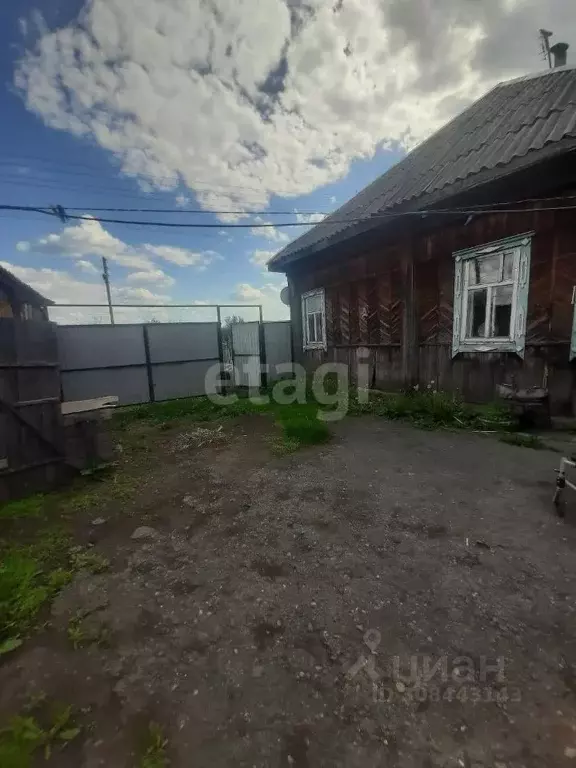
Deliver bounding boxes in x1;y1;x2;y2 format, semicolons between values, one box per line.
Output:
452;233;533;358
301;288;327;351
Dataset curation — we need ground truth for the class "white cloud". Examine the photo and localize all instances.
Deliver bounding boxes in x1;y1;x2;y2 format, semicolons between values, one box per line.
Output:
18;217;217;271
232;280;289;320
0;260;173;324
250;217;291;244
249;249;277;268
115;286;171;303
126;269;175;288
143;244;214;268
1;261;170;305
233;283;265;301
175;194;190;207
295;212;326;226
330;196;337;204
76;259;99;274
17;0;570;218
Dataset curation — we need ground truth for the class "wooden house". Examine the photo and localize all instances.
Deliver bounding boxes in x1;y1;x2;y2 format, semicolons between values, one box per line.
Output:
0;264;52;320
269;60;576;414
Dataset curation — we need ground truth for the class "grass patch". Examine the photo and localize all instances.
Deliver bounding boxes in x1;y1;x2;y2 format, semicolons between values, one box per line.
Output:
113;392;333;454
0;701;81;768
113;395;263;429
67;612;111;650
139;722;169;768
0;496;45;522
274;404;331;449
350;389;513;431
0;527;72;655
498;432;546;450
69;547;109;575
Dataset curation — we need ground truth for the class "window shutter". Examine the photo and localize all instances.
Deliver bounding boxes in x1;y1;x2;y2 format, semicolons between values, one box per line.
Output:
451;257;463;357
513;240;531;358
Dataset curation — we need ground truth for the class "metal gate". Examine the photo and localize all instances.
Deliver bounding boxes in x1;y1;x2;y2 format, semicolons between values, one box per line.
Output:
232;321;263;388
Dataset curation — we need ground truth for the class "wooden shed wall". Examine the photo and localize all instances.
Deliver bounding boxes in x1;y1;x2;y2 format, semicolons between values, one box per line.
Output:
287;207;576;413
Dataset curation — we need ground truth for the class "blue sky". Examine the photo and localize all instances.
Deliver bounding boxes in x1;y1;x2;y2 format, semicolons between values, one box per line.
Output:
0;0;572;322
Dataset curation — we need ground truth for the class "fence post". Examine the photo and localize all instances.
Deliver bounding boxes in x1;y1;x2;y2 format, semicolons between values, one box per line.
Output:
216;306;226;395
258;306;267;390
142;325;155;403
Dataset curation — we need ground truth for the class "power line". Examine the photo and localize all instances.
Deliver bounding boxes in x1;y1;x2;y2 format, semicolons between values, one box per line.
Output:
0;174;324;208
1;198;575;230
0;156;338;200
61;206;329;215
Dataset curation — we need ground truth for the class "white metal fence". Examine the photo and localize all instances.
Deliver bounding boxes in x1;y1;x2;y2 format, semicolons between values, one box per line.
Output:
57;320;292;405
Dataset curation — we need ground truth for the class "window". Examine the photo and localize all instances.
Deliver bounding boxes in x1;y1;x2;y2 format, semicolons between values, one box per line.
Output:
301;289;326;349
452;233;532;358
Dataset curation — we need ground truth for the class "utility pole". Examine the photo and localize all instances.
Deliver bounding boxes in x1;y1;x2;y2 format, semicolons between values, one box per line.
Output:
101;257;115;325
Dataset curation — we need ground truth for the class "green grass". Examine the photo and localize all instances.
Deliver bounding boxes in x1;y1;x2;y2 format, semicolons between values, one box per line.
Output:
0;532;111;656
69;548;110;575
0;525;73;655
0;702;81;768
113;392;332;453
112;394;263;428
67;612;111;650
139;723;169;768
0;496;45;522
498;432;546;450
273;403;331;450
350;389;514;431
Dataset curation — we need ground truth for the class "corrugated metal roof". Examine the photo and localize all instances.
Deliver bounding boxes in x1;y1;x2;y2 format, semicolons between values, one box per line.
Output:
270;67;576;269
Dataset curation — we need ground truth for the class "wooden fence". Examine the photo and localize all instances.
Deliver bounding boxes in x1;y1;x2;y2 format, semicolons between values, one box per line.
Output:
0;318;66;502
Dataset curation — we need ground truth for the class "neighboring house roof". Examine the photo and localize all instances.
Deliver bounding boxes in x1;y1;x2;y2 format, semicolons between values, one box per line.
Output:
0;265;53;307
269;65;576;270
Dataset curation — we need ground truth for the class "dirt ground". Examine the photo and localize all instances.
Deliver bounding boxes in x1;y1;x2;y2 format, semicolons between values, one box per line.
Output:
3;415;576;767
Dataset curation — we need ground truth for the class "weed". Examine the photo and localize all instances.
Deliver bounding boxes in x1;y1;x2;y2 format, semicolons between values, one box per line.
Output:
63;472;138;513
269;437;301;456
0;496;45;522
113;394;332;453
0;534;107;653
69;547;110;575
0;703;81;768
113;395;261;428
350;389;514;432
0;553;51;651
66;614;88;650
67;613;111;650
498;432;545;450
140;722;169;768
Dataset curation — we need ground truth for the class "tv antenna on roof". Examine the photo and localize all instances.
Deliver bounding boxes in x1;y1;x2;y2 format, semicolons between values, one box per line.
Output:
539;29;553;69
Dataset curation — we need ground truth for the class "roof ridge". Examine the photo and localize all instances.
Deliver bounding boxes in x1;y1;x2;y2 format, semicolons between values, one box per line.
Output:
497;63;576;88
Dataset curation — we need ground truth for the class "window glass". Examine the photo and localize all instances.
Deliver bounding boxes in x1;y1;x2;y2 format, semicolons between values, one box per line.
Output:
468;254;501;285
503;251;515;280
466;288;487;338
307;314;317;343
314;313;323;342
305;293;322;313
491;285;513;337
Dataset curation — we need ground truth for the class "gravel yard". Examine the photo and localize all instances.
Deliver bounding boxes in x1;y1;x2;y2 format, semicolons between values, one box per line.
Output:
2;415;576;767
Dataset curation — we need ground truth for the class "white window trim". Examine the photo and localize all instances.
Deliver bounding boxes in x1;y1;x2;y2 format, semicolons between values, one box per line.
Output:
301;288;327;351
452;232;533;358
